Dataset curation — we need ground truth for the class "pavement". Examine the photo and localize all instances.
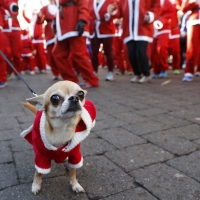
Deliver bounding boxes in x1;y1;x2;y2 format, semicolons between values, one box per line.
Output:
0;68;200;200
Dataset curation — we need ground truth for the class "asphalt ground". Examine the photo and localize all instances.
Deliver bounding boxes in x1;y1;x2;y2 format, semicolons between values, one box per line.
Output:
0;68;200;200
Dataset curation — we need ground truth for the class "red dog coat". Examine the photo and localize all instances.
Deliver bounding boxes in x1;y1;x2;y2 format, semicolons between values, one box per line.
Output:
21;100;96;174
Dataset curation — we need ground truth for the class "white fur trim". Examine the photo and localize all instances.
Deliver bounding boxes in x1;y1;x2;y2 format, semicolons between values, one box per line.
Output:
21;35;29;40
35;164;51;174
155;30;170;36
68;156;83;169
62;107;94;152
21;53;33;57
147;11;154;23
48;4;58;16
184;73;193;77
32;39;44;43
12;27;21;31
46;37;56;46
187;19;200;27
40;112;58;151
20;125;33;137
169;33;180;39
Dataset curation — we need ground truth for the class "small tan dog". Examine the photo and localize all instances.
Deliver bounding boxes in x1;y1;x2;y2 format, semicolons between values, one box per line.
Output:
21;81;96;194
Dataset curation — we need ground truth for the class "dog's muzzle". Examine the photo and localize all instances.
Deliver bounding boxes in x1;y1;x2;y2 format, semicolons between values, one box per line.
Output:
66;96;81;112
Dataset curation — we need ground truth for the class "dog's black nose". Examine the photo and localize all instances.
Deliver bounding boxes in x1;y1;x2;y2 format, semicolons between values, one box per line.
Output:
68;96;79;102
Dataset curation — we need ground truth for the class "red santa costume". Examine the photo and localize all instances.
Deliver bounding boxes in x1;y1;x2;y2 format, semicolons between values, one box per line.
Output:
52;0;98;87
2;8;12;68
37;4;60;79
116;0;161;82
4;0;22;76
0;4;7;87
168;0;181;74
88;0;117;81
21;100;96;174
113;19;132;75
181;0;200;81
21;29;35;74
31;10;46;73
151;0;173;78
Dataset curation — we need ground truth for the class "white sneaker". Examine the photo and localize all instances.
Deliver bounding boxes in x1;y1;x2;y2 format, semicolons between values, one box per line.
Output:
105;72;114;81
138;76;151;83
21;71;25;75
30;71;35;75
130;75;139;83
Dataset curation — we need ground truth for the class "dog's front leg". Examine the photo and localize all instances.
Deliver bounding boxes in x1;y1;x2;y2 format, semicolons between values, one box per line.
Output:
69;168;85;193
32;170;42;195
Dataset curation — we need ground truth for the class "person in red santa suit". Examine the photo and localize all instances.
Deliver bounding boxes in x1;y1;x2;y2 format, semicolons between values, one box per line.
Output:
4;0;22;78
168;0;181;75
108;0;161;83
31;9;47;73
20;28;35;75
113;18;133;76
151;0;173;78
37;2;60;80
0;3;7;88
21;100;96;174
52;0;98;88
181;0;200;82
88;0;118;81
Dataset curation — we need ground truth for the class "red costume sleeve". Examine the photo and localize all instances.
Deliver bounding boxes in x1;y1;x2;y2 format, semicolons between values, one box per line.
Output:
181;0;199;13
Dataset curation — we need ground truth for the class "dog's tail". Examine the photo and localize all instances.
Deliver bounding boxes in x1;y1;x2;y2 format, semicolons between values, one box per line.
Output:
21;102;37;115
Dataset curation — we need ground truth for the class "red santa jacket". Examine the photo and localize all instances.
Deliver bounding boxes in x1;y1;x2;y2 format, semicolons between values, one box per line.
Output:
55;0;90;41
21;100;96;174
181;0;200;27
21;30;34;57
169;1;180;39
37;5;57;46
2;8;12;33
32;13;45;44
154;0;173;37
116;0;161;43
4;0;21;31
88;0;117;38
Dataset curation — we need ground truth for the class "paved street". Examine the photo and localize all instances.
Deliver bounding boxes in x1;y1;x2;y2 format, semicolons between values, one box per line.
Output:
0;68;200;200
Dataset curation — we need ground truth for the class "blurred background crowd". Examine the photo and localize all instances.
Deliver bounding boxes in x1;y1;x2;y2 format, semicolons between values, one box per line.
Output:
0;0;199;89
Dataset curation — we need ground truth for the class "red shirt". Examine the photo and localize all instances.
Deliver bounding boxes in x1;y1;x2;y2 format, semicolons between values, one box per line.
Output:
21;100;96;174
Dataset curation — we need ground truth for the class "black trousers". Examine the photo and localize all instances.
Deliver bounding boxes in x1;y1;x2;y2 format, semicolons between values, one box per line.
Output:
126;40;150;76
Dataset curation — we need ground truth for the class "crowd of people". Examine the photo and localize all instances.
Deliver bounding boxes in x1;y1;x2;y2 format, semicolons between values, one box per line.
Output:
0;0;199;89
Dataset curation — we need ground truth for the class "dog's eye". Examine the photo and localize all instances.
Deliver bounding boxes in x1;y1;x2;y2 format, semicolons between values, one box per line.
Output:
50;95;60;106
77;91;84;97
77;91;84;101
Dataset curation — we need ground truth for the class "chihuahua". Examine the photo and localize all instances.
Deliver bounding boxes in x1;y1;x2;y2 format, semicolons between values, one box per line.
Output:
21;81;96;194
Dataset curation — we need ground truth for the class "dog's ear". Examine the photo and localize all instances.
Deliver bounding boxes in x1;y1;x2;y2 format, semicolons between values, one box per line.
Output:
26;95;44;111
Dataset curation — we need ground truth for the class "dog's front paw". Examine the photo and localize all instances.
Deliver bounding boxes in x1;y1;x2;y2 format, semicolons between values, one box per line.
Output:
71;182;85;193
32;183;41;195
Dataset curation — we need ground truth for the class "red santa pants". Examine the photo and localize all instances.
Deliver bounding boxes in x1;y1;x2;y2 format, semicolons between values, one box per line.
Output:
33;42;46;71
0;31;7;82
184;25;200;74
46;44;59;77
5;30;22;75
91;37;114;73
52;36;98;86
113;36;125;71
168;37;180;70
151;33;169;74
21;56;35;72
